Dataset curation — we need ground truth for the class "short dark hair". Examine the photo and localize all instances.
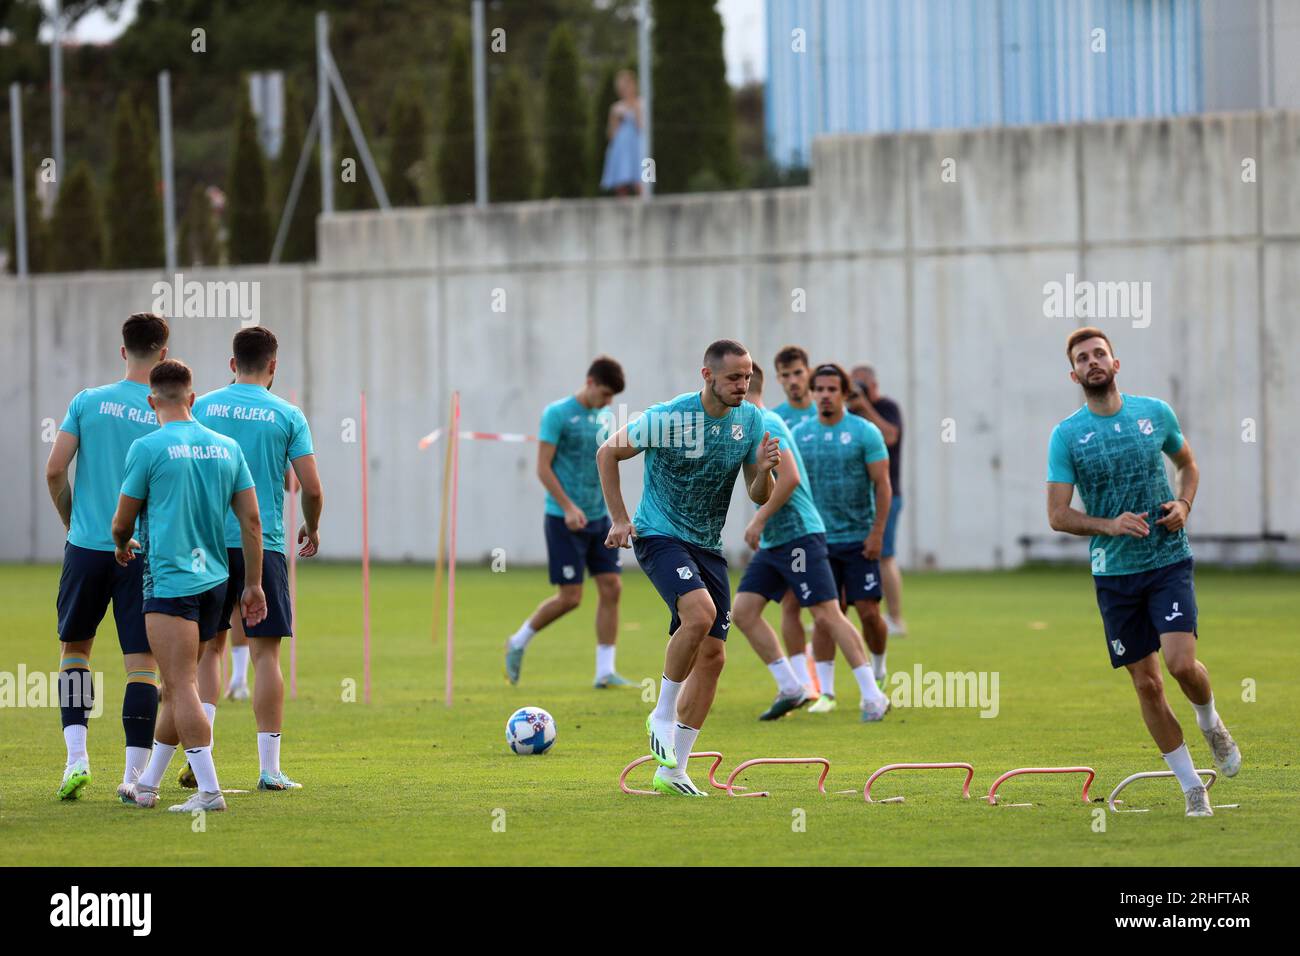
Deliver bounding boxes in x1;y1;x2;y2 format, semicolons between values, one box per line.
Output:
773;345;809;370
122;313;169;358
748;361;764;394
703;338;748;369
1066;326;1113;364
587;355;625;394
149;359;192;401
810;362;850;395
233;327;278;374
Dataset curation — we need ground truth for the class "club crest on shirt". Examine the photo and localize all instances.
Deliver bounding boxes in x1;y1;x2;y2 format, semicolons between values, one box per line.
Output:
840;432;851;444
731;423;744;441
1137;418;1154;435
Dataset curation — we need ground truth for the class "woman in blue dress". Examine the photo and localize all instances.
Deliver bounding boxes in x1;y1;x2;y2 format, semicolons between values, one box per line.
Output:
601;70;643;196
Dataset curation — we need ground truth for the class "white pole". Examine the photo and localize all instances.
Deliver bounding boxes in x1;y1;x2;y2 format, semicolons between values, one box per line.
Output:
159;71;177;273
325;53;391;209
472;0;488;207
10;84;28;276
51;0;64;202
316;11;334;214
638;0;653;199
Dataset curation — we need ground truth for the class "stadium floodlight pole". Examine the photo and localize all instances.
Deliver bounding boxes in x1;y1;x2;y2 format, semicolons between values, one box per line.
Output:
9;84;28;277
50;0;64;202
316;12;334;215
324;51;391;209
472;0;487;207
158;71;177;274
638;0;653;199
270;104;320;264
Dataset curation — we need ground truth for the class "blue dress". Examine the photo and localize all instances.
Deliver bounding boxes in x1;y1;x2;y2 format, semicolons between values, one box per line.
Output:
601;109;642;191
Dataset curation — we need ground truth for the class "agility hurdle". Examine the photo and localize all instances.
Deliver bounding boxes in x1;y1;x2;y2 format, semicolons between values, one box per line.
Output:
619;752;740;796
724;757;831;798
986;766;1096;806
863;762;975;804
1107;769;1236;813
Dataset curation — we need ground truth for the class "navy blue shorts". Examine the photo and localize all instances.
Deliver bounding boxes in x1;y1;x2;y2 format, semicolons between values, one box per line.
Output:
882;495;903;559
544;513;622;585
633;535;732;640
143;582;229;642
56;542;150;655
1094;557;1198;668
738;533;839;607
219;548;293;637
826;540;883;603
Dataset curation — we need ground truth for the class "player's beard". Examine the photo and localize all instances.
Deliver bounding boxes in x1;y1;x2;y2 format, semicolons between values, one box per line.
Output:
1080;367;1116;399
710;380;742;408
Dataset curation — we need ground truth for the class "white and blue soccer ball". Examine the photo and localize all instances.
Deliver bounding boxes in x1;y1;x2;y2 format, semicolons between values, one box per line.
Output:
506;706;556;755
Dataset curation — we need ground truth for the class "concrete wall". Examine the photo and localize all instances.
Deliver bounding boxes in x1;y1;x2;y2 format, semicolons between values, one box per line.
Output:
3;110;1296;568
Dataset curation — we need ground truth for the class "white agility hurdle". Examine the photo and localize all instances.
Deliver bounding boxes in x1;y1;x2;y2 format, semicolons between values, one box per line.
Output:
1107;769;1238;813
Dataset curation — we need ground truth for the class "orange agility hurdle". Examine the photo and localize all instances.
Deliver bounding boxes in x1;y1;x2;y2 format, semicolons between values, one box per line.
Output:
863;762;975;804
723;757;831;798
619;751;744;796
986;766;1095;806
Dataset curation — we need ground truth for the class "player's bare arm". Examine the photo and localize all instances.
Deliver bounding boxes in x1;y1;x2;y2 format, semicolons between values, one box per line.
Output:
537;441;586;530
596;424;642;548
45;431;79;532
1156;440;1198;534
745;444;800;550
863;458;892;559
110;493;143;566
1046;481;1149;538
291;453;324;557
743;431;780;506
232;486;268;626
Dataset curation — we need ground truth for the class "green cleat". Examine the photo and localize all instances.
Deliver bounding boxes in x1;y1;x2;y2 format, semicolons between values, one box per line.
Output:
178;763;197;789
594;672;634;689
805;694;837;714
57;759;91;800
257;770;303;791
505;644;525;685
645;713;678;769
651;770;708;797
758;689;810;721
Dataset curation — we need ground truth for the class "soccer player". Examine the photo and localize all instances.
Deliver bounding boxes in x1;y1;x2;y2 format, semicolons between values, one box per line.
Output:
45;313;169;801
797;364;893;714
850;366;906;636
115;360;266;813
735;365;893;722
187;327;322;791
1047;327;1240;818
597;339;780;796
769;345;819;691
505;356;628;688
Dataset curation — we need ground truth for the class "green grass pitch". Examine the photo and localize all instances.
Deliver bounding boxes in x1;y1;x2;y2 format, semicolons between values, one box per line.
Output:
1;562;1296;866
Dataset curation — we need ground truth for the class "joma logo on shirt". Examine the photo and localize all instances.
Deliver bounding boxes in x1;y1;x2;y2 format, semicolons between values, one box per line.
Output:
98;401;157;424
201;404;277;422
166;444;232;460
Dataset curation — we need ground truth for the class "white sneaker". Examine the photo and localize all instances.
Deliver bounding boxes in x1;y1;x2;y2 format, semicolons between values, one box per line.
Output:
168;790;227;813
885;615;907;636
1185;785;1213;817
645;713;678;769
1201;718;1241;777
125;782;159;809
860;695;891;722
652;767;708;797
224;683;250;701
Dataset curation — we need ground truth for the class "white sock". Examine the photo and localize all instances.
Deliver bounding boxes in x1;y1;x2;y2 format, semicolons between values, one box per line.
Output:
138;740;177;789
258;732;282;776
229;645;250;687
853;664;887;704
123;746;150;785
652;675;683;722
202;702;217;728
815;660;836;697
63;725;88;765
665;723;700;776
870;651;887;681
767;658;803;697
789;652;809;686
1191;696;1219;733
1162;742;1203;793
596;643;616;678
508;619;537;650
184;745;220;793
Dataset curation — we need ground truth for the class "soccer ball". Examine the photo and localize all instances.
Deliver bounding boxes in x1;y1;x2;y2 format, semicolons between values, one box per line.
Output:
506;706;556;755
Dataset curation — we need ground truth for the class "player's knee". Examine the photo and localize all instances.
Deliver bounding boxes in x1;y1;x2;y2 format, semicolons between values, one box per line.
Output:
595;575;621;603
678;596;716;635
556;586;583;612
1165;655;1198;683
696;638;726;674
1130;670;1164;700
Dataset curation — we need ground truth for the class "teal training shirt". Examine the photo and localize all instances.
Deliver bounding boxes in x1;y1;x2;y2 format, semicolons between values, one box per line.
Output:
120;420;255;599
792;413;889;544
538;394;613;519
629;391;764;551
1047;393;1192;576
757;408;825;548
194;383;314;554
59;380;158;551
773;400;818;432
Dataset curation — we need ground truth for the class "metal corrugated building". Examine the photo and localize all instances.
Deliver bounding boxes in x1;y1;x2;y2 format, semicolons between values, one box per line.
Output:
766;0;1206;166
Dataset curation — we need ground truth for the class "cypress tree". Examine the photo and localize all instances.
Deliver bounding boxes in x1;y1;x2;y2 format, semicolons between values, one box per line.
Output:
275;84;319;262
488;68;535;203
106;94;164;268
49;162;104;272
541;25;587;199
226;85;272;264
387;87;427;207
437;27;475;204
